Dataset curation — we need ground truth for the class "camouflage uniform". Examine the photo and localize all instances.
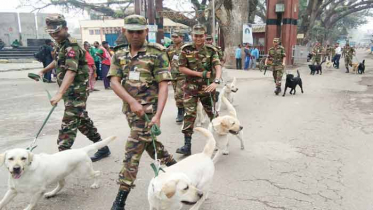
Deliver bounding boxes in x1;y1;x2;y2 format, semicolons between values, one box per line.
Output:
45;15;102;151
179;27;221;137
108;18;175;191
267;39;286;90
166;34;185;109
344;45;355;68
311;45;324;65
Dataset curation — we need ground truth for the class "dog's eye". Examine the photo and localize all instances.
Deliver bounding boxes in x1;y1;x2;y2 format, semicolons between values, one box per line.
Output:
184;186;189;191
8;158;14;161
21;157;27;161
232;122;235;125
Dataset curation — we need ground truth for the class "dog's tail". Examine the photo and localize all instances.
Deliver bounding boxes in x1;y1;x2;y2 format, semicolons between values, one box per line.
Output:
194;127;216;157
82;136;116;153
297;70;300;78
222;96;237;117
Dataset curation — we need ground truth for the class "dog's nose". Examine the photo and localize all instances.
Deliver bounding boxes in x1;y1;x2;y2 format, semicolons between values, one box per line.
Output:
240;126;243;130
13;166;21;173
198;192;204;198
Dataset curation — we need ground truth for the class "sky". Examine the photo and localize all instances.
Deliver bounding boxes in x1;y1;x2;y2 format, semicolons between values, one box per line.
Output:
1;0;372;35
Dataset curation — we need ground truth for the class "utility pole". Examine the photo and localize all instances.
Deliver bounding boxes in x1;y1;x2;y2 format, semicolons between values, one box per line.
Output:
135;0;140;15
155;0;164;44
212;0;216;45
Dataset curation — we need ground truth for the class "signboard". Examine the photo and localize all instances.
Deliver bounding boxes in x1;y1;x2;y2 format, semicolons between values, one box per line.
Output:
148;25;158;32
242;24;253;44
148;32;156;43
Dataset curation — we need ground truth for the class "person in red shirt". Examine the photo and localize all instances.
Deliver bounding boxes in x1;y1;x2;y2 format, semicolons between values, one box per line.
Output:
83;42;98;92
97;41;112;89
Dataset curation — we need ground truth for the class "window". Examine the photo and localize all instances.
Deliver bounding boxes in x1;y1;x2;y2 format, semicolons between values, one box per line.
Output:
95;30;100;35
89;30;94;35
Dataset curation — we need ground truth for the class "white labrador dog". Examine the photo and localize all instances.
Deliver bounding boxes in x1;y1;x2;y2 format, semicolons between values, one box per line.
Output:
195;100;208;127
209;96;244;163
217;77;238;112
0;136;116;210
148;127;215;210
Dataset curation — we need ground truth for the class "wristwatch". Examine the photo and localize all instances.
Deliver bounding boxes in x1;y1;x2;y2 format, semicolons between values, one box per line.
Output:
213;79;220;84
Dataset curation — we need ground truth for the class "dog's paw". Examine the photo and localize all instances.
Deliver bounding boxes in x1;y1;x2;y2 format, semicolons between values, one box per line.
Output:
44;192;56;199
90;183;100;189
240;146;245;150
222;150;230;155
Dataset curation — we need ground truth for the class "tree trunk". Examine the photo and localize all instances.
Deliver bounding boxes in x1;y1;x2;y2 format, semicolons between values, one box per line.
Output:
216;0;249;69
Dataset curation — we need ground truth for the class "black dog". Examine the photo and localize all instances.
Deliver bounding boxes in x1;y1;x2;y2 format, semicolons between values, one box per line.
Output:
308;60;325;75
307;53;313;62
358;60;365;74
283;70;304;97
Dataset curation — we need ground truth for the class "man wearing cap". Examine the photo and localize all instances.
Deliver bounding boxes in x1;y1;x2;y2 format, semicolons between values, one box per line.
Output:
167;31;186;123
265;38;286;95
107;15;177;209
176;24;222;156
37;14;111;161
344;43;355;73
311;42;324;66
206;34;225;65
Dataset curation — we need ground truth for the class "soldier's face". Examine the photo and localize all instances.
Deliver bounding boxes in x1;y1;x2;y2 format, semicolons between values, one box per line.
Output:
193;34;205;46
273;41;278;47
49;27;68;43
124;28;148;48
172;35;182;45
206;38;213;45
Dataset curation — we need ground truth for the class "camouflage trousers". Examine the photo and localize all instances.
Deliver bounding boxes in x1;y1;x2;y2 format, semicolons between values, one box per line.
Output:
57;96;101;151
171;76;185;108
345;55;353;68
182;83;216;137
118;108;175;191
311;56;322;65
271;66;284;88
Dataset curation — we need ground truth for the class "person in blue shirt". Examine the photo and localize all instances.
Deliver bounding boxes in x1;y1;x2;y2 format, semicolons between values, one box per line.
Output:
250;46;259;69
235;44;242;69
244;44;251;70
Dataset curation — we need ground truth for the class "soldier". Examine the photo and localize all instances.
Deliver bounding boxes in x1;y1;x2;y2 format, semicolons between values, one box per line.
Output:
344;43;356;73
206;34;225;65
176;24;222;156
107;15;177;210
38;14;110;161
265;38;286;95
311;42;324;65
166;31;185;123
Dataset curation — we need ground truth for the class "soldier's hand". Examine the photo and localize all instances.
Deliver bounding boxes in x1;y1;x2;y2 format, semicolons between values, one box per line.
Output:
129;101;145;117
38;71;44;82
149;116;161;128
206;72;211;78
204;83;218;93
50;93;63;106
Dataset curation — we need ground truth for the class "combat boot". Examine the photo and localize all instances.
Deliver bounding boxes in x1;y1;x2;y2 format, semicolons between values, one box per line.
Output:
90;146;111;162
274;87;281;95
111;190;130;210
176;108;184;123
345;67;349;73
176;136;191;156
166;159;177;167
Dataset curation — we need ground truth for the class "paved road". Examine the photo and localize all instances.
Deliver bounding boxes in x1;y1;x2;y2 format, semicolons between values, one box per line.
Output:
1;50;373;210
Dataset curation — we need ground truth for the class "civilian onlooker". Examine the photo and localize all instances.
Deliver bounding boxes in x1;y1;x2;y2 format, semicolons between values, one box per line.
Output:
97;41;111;90
84;42;99;92
333;43;341;69
11;39;20;48
90;41;102;80
244;44;251;70
250;46;259;69
235;44;242;69
43;39;54;83
0;39;5;50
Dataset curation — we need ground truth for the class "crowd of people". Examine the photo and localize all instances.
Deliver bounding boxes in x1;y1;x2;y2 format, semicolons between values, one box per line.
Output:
235;43;260;70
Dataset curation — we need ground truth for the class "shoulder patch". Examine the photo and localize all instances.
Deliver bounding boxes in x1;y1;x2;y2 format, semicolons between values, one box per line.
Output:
205;44;217;51
67;36;78;46
114;44;128;52
148;42;166;51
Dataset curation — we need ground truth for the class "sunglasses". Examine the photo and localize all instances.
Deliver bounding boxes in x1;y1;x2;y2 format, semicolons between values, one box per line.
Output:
128;30;145;35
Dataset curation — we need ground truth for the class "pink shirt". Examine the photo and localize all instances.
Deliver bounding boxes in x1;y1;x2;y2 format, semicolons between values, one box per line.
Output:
99;47;111;66
85;51;95;66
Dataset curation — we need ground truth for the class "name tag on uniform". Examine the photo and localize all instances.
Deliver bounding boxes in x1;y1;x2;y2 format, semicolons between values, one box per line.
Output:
173;55;179;60
129;71;140;80
120;59;126;65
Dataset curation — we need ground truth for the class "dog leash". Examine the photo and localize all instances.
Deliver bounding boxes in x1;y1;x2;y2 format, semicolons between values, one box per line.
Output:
202;70;217;118
144;114;165;177
27;73;57;151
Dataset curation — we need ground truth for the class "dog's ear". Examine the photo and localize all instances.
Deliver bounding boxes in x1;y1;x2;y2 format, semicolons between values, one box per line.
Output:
162;180;178;199
0;153;6;167
28;151;34;164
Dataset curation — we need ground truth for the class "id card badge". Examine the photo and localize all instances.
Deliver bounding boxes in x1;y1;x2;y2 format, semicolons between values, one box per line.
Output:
129;66;140;80
172;55;179;61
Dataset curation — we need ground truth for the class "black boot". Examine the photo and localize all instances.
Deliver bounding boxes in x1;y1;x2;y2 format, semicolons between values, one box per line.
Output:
345;67;349;73
176;136;191;156
111;190;130;210
176;108;184;123
274;87;281;95
90;146;111;162
166;159;177;167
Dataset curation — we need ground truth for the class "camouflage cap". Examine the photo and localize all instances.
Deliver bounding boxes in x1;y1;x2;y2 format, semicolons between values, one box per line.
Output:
45;14;67;33
171;30;184;37
192;24;206;35
206;35;213;39
273;38;280;42
123;15;147;30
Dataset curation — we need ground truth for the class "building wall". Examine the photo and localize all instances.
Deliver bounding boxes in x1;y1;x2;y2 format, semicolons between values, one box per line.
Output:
20;13;37;46
36;13;52;40
0;13;20;47
81;28;103;44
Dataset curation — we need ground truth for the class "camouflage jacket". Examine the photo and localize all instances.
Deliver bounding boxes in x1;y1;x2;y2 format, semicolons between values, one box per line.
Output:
54;35;89;99
268;45;286;66
107;41;172;113
312;46;324;57
166;43;184;76
178;43;221;84
214;45;224;62
344;46;355;58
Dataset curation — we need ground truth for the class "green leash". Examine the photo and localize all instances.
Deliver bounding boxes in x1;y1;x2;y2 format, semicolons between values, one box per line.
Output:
144;114;165;177
27;73;57;151
202;70;217;118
